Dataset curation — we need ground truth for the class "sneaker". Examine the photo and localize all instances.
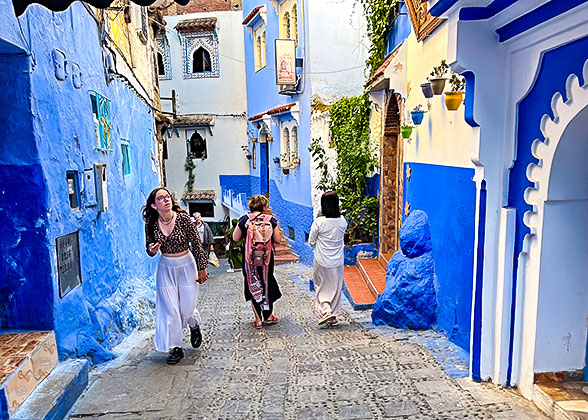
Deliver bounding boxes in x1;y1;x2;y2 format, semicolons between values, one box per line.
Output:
318;312;335;326
227;268;236;273
327;317;339;326
166;347;184;365
190;325;202;348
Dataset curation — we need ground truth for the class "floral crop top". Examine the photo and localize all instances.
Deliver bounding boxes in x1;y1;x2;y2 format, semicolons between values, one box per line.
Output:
145;211;208;270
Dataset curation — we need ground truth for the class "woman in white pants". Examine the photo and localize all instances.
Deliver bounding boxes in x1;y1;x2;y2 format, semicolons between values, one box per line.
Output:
143;188;208;364
309;191;347;326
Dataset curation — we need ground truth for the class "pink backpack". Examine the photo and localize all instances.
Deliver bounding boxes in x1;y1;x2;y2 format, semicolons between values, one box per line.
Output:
245;213;273;266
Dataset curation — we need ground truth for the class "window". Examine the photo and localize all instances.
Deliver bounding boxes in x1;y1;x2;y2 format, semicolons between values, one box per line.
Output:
156;35;172;80
291;5;298;45
188;202;214;218
188;132;207;159
90;91;112;151
121;139;131;176
283;12;291;39
281;127;290;166
66;171;80;210
193;47;212;73
253;24;266;71
181;32;220;79
288;226;295;241
291;126;298;162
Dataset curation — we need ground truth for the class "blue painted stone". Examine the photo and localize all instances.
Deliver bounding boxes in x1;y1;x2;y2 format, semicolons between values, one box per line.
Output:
399;210;432;258
372;211;438;329
344;243;378;265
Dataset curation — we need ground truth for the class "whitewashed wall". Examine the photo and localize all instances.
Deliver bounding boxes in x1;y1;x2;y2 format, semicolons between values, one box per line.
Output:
160;10;249;221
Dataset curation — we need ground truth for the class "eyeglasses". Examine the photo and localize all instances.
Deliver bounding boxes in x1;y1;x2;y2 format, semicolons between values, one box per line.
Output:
155;194;171;202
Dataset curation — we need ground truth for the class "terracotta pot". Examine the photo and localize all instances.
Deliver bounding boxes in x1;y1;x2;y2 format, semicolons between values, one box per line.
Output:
246;154;252;160
400;127;413;139
282;168;290;175
420;82;434;98
430;78;446;95
444;91;464;111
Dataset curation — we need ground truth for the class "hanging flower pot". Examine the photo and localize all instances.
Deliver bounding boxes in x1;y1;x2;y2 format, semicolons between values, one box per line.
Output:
282;168;290;175
272;156;280;165
430;78;446;95
251;137;258;143
411;110;425;125
420;82;434;98
246;154;252;160
400;126;413;139
444;91;464;111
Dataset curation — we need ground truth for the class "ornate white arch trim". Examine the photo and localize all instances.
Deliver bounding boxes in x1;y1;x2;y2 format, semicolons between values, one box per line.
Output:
523;58;588;235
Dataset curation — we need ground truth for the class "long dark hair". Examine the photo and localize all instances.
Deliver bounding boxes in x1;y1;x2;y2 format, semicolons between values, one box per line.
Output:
142;187;184;239
321;191;341;218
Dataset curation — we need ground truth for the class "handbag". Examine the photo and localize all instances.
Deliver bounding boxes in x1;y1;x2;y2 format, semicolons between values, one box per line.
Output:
209;251;220;268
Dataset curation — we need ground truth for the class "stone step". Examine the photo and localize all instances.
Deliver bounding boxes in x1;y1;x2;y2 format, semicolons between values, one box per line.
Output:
357;258;387;296
274;253;299;265
11;359;89;420
0;331;59;418
274;245;293;256
342;265;377;310
379;253;394;268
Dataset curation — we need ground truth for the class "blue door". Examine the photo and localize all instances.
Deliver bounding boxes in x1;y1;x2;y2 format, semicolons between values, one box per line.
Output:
259;142;269;197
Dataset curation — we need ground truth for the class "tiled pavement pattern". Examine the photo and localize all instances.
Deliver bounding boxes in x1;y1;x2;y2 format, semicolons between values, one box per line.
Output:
71;262;547;420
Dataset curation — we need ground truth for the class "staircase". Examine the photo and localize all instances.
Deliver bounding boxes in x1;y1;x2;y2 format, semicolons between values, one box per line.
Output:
274;238;299;265
0;331;88;420
342;253;393;310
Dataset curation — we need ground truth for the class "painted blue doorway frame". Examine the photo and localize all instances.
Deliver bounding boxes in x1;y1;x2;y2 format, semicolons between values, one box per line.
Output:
260;142;269;196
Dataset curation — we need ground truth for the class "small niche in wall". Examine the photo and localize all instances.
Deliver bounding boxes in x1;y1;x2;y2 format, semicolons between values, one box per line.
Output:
288;226;295;241
66;170;80;210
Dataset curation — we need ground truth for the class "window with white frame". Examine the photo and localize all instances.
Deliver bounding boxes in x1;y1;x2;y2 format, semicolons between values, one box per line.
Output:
280;120;298;167
253;23;266;72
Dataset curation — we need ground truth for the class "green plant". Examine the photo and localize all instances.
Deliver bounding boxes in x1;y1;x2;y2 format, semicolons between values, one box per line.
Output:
360;0;399;78
329;93;379;243
448;73;466;91
308;137;334;192
430;59;449;78
412;104;424;112
401;124;413;130
184;156;195;191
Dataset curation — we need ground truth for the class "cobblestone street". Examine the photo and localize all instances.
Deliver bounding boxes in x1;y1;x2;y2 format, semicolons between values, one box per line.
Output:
70;262;547;420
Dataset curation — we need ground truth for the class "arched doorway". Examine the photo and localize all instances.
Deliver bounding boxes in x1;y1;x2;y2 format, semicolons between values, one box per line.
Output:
379;93;403;254
533;104;588;379
519;71;588;393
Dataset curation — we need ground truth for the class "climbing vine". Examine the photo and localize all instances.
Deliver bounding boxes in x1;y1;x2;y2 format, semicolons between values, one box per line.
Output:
309;93;379;243
184;156;195;191
360;0;399;77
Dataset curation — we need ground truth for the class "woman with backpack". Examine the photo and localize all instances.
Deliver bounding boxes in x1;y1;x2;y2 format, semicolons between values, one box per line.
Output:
309;191;347;326
232;195;283;329
143;187;209;364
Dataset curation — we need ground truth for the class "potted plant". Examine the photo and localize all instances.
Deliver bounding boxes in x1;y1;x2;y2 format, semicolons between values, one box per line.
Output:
241;145;252;160
445;73;466;111
292;156;301;165
420;82;434;98
282;167;290;175
429;59;449;95
410;105;426;125
400;125;413;139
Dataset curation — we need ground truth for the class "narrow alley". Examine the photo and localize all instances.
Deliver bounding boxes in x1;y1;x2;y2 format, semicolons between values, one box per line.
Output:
69;262;546;420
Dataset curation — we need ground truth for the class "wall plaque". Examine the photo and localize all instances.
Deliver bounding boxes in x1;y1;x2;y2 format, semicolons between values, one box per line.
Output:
56;231;82;298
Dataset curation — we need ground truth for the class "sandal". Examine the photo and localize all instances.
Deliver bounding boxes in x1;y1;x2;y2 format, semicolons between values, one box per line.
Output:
264;315;278;325
251;321;263;329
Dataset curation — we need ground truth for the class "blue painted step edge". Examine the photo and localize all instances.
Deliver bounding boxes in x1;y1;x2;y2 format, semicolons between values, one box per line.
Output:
342;281;375;311
11;359;89;420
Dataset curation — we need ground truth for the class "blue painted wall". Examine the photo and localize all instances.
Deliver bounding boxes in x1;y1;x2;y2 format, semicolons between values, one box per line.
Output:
386;1;412;56
403;162;476;350
0;2;159;363
505;34;588;384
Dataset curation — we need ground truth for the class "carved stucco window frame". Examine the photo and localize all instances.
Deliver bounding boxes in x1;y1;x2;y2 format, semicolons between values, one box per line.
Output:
405;0;444;42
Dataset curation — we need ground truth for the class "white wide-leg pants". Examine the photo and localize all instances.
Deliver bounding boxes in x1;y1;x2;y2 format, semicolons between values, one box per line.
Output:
313;261;344;317
154;253;201;352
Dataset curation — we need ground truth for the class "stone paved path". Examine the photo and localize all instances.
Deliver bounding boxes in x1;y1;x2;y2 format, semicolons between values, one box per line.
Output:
70;262;547;420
